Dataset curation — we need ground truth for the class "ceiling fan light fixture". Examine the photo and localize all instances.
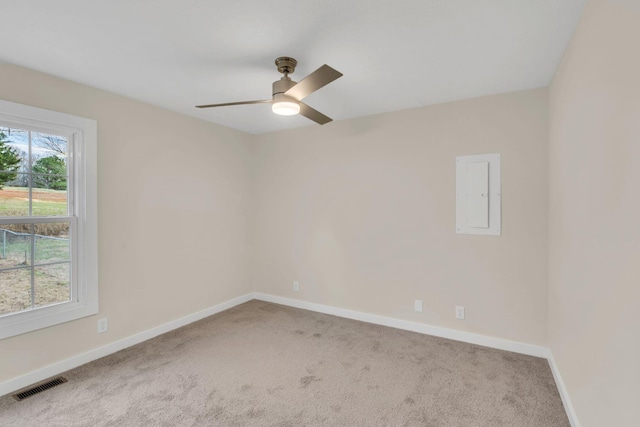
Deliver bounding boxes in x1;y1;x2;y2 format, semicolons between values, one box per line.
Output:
272;92;300;116
272;100;300;115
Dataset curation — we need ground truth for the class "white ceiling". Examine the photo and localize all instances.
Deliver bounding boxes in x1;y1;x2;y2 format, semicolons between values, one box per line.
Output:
0;0;587;135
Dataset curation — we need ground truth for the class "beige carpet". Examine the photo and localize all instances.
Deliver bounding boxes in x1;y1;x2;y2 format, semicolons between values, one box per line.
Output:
0;300;569;426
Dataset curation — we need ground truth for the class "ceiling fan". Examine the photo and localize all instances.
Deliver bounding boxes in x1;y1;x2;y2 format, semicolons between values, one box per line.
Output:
196;57;343;125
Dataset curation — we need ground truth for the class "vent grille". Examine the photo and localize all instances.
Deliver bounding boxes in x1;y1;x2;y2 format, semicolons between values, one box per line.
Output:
12;377;67;401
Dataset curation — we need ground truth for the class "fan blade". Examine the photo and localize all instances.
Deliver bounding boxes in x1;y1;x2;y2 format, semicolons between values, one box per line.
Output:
196;100;272;108
285;65;343;101
299;102;332;125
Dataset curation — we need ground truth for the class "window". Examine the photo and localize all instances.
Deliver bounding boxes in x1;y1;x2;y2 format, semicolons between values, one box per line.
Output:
0;100;97;339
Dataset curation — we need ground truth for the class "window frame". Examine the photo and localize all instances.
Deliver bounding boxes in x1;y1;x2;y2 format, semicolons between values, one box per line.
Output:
0;99;97;339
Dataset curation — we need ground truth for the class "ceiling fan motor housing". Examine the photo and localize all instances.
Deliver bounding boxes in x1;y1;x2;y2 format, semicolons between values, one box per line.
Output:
272;77;297;103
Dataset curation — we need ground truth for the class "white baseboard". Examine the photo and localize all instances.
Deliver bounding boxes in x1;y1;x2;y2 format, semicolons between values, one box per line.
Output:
547;352;581;427
0;293;253;397
253;293;549;358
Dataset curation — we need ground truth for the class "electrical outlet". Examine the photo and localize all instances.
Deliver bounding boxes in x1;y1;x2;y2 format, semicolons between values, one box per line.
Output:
414;300;423;312
97;318;108;333
293;281;300;292
455;306;465;320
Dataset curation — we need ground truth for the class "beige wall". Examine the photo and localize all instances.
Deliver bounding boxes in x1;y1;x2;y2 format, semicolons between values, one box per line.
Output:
253;88;549;345
548;0;640;425
0;64;254;382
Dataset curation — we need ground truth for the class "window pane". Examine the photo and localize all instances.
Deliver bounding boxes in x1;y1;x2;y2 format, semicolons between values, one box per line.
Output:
0;224;32;269
0;129;69;218
0;127;28;176
32;132;68;218
32;132;68;159
0;173;29;216
34;263;70;308
0;126;28;147
0;267;31;316
32;182;68;216
34;223;70;264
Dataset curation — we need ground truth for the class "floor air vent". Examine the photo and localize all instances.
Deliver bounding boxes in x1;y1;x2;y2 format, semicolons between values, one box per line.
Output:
12;377;68;401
